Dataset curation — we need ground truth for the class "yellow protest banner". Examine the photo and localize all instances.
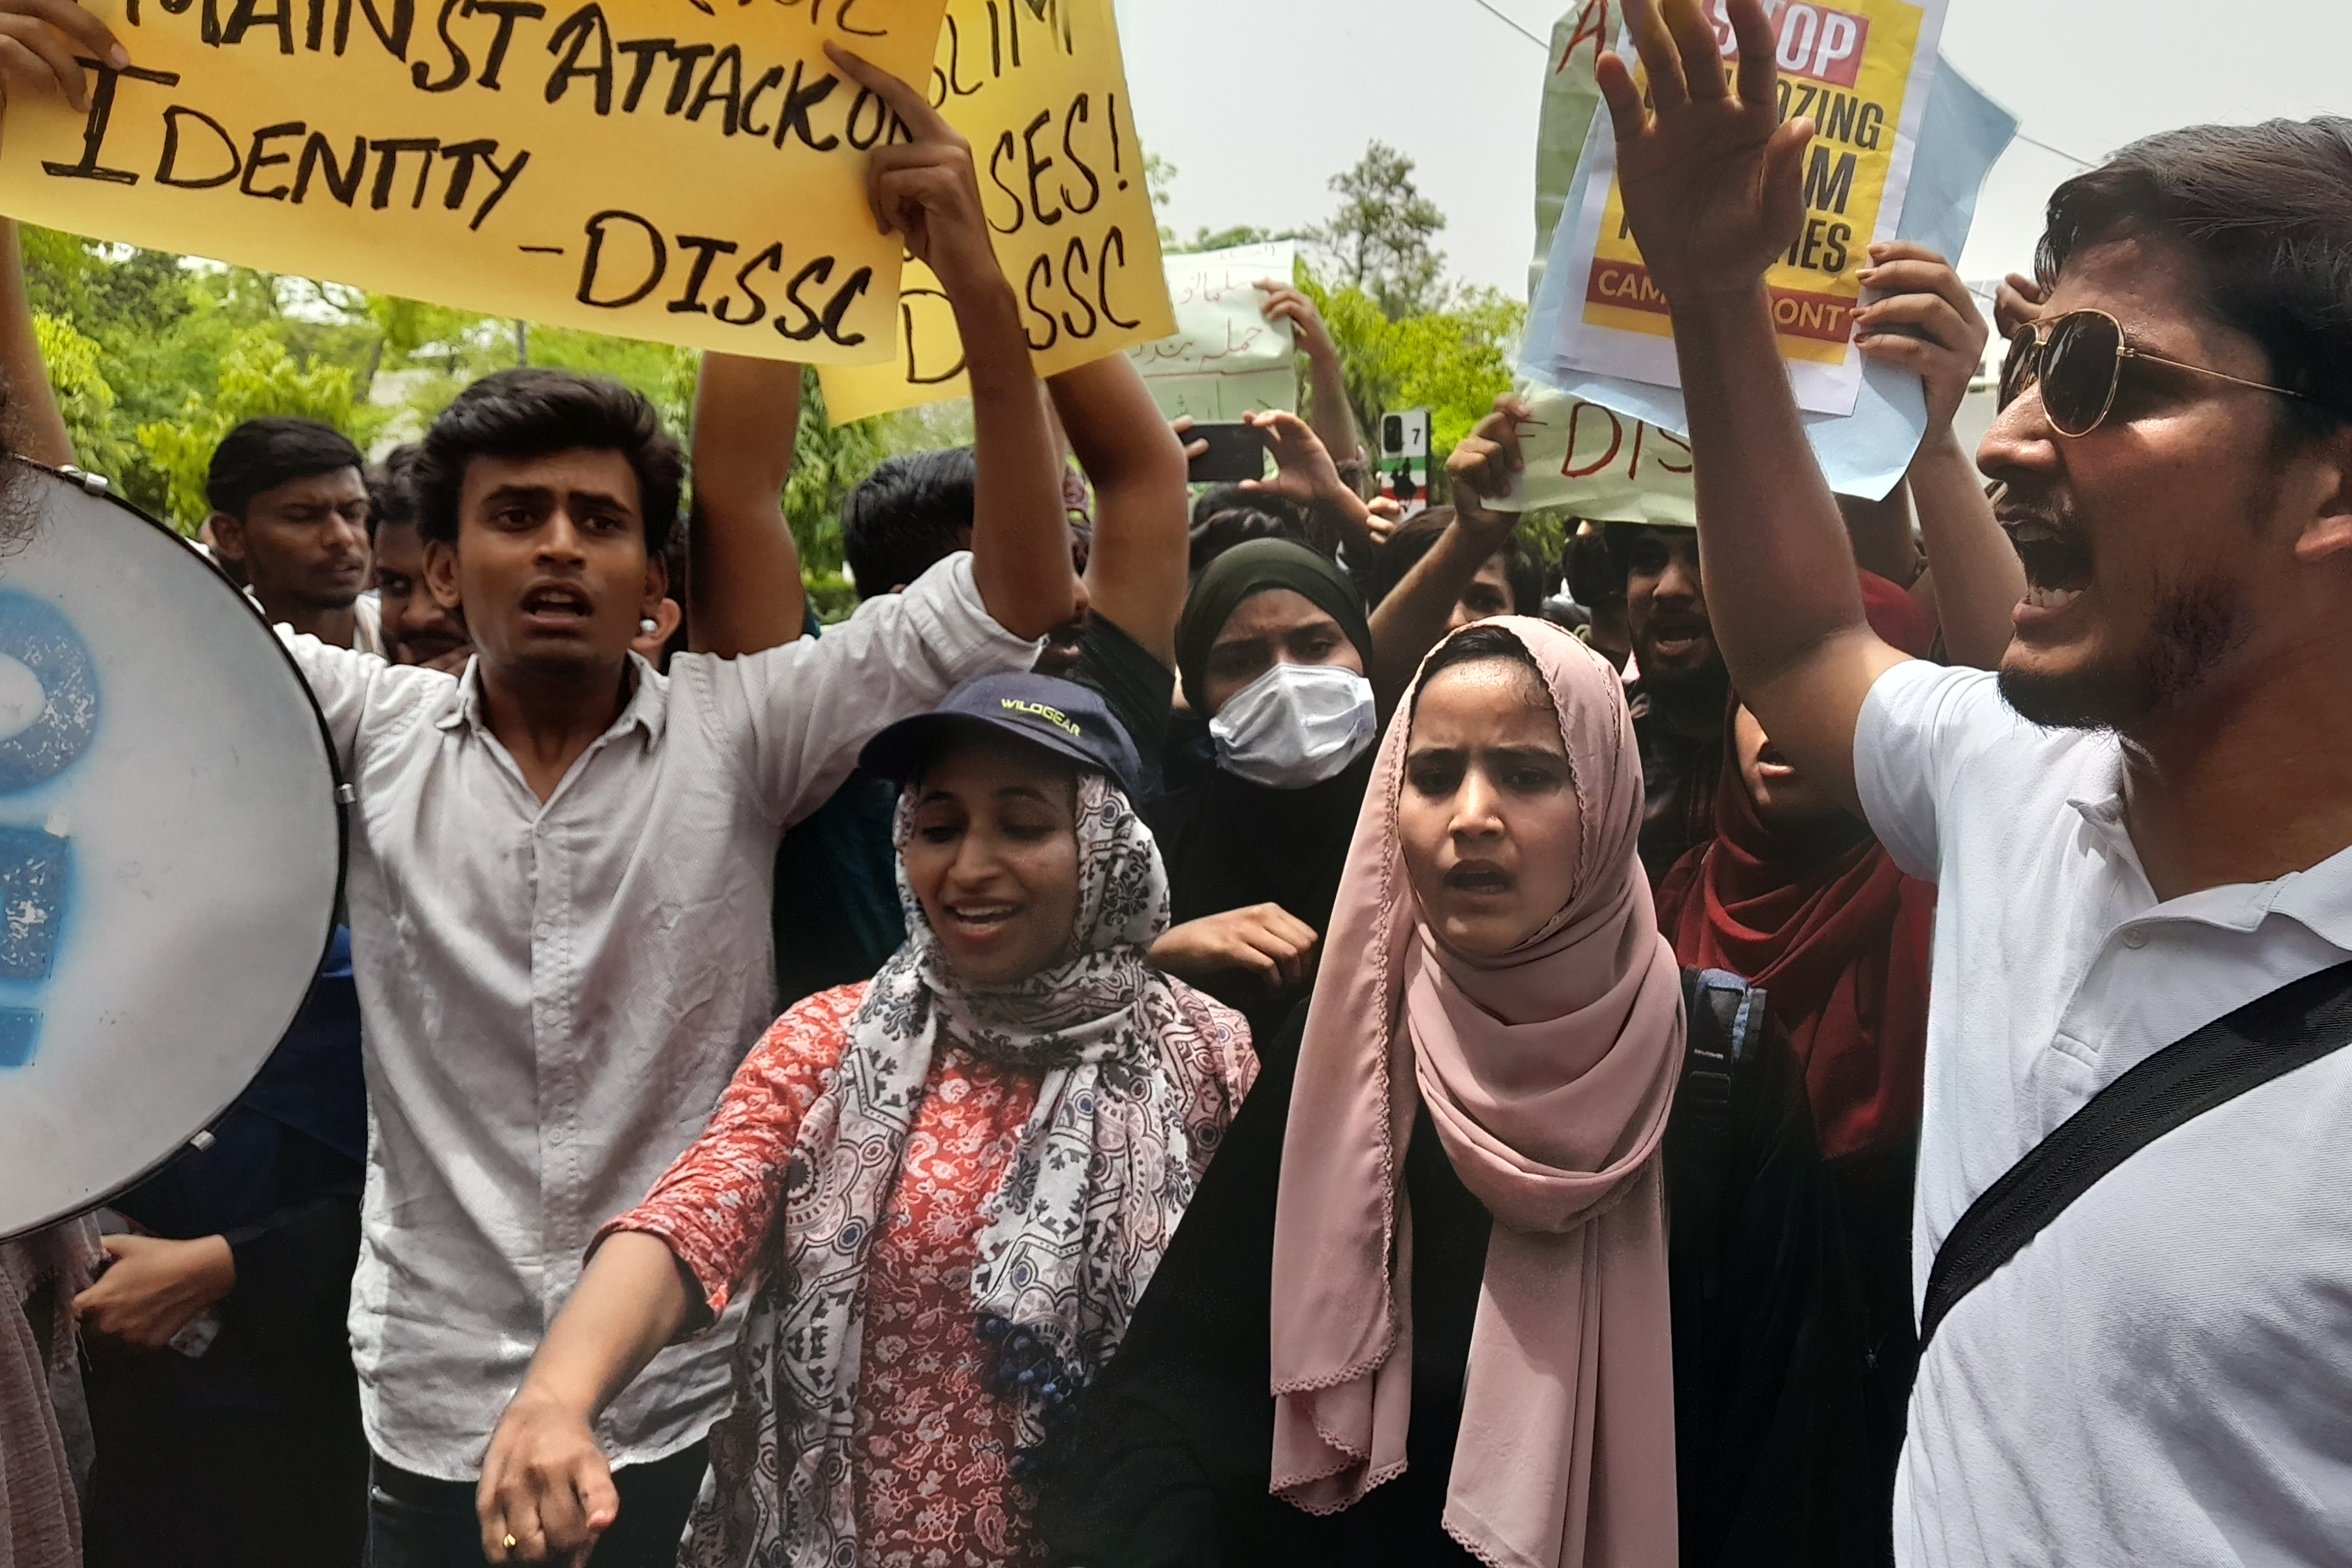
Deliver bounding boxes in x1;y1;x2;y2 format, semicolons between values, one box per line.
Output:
817;0;1172;423
0;0;955;362
1556;0;1948;415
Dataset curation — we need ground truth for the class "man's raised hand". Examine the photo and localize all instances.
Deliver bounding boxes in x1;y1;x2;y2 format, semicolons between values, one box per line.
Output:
1595;0;1812;308
1993;271;2047;341
825;43;997;293
1238;410;1344;509
1256;279;1335;359
1446;396;1530;534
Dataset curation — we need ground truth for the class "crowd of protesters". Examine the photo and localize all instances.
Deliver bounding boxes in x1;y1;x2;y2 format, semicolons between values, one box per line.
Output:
5;0;2352;1565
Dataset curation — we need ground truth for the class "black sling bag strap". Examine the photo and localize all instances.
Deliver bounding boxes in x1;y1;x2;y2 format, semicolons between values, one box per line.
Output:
1918;955;2352;1353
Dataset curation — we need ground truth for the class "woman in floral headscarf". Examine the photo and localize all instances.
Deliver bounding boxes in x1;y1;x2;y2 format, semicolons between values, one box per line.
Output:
476;673;1254;1568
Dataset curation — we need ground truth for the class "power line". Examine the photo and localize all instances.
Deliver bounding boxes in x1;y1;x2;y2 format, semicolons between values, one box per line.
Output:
1465;0;1550;49
1459;0;2101;171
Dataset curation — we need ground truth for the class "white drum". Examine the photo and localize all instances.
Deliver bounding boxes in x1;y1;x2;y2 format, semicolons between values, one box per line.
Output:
0;460;344;1238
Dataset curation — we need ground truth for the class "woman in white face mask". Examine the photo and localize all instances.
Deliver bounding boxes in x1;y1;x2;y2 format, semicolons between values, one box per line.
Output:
1144;539;1381;1036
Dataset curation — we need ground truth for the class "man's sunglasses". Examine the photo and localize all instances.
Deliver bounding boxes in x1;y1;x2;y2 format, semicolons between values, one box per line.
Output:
1999;309;2313;439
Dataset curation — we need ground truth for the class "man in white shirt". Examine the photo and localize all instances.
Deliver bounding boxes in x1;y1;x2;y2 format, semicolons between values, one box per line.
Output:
1597;3;2352;1563
204;417;388;656
308;75;1072;1565
0;43;1075;1568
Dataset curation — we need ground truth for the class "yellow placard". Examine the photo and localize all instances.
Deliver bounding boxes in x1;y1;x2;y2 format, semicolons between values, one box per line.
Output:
0;0;955;362
1561;0;1945;414
817;0;1172;422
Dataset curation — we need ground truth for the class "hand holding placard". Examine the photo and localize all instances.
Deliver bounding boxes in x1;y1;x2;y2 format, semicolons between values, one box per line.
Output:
1850;240;1987;435
1254;277;1331;363
817;0;1174;423
827;49;1073;643
1448;397;1531;535
1125;242;1300;426
0;0;129;111
829;42;991;290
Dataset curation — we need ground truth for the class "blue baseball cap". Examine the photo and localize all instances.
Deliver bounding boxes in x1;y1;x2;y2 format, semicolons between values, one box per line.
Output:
859;672;1144;797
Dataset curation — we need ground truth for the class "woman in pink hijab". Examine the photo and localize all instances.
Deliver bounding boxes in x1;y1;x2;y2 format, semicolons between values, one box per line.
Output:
1038;620;1853;1568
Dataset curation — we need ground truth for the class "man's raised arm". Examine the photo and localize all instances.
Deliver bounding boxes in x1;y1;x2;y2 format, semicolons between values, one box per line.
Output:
0;220;70;470
0;0;134;471
1598;0;1911;813
1047;353;1190;663
828;44;1077;642
685;353;806;656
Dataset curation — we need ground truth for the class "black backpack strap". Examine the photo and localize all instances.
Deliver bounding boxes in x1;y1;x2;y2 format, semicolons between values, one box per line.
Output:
1676;969;1767;1297
1682;968;1765;1135
1919;955;2352;1352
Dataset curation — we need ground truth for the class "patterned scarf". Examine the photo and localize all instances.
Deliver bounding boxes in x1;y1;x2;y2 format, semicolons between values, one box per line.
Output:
684;772;1221;1568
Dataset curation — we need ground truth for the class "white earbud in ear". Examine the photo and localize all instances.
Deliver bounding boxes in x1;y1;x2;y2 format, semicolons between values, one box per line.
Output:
638;617;659;636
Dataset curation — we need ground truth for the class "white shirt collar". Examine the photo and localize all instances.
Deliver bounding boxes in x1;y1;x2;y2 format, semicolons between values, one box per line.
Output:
2067;788;2352;948
434;651;668;747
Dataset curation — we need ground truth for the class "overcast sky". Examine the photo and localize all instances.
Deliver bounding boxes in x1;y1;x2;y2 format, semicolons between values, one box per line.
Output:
1113;0;2352;299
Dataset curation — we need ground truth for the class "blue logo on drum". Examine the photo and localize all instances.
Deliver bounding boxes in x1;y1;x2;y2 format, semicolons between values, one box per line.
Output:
0;591;98;1068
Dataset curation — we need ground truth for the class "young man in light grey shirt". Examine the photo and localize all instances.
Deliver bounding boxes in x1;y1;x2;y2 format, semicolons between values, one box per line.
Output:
161;70;1068;1568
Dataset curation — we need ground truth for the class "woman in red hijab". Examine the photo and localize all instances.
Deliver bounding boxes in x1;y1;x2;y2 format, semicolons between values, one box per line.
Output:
1658;574;1937;1164
1656;570;1937;1553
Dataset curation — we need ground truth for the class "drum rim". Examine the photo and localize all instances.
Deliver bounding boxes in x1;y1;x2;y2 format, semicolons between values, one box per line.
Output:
0;457;351;1242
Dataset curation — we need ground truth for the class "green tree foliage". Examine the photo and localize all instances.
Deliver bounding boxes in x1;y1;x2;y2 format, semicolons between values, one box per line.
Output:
787;370;890;617
1302;277;1523;458
135;330;380;528
22;227;911;600
1299;278;1571;580
26;232;295;516
20;229;712;536
1314;142;1448;321
1146;146;1505;461
31;314;134;479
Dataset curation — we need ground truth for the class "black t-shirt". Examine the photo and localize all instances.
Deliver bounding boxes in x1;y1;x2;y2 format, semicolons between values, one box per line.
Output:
1072;613;1176;804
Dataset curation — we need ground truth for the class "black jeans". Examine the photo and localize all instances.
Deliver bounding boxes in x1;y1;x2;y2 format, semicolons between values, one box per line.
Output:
364;1441;708;1568
84;1366;368;1568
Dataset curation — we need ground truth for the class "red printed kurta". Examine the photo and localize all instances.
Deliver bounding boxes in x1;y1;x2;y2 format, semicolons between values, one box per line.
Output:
608;982;1254;1568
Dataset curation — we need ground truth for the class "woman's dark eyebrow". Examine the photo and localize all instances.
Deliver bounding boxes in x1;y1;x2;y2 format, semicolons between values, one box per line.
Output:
1208;632;1273;662
916;788;960;808
993;785;1054;805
